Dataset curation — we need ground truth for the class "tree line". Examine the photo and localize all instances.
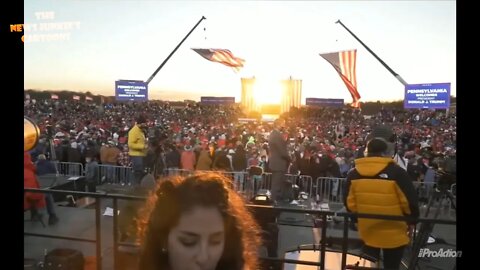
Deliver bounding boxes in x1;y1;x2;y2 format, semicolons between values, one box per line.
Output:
24;89;455;116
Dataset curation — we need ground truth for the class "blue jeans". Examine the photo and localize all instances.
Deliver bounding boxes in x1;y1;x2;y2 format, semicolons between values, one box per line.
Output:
234;172;245;191
45;194;56;216
105;164;115;183
252;175;263;194
130;156;145;186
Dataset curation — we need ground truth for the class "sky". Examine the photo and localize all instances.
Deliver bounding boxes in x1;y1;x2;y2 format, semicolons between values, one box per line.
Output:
24;0;456;104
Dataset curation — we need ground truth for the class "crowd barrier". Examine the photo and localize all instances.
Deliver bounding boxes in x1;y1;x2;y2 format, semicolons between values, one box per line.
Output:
96;164;134;185
164;168;193;177
50;164;457;211
165;168;258;197
303;177;347;204
52;161;84;176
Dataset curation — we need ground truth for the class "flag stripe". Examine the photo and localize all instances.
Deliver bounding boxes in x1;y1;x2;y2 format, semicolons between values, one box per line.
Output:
280;79;302;114
241;77;259;113
212;50;245;66
340;50;355;87
351;50;357;87
320;49;361;108
193;48;245;73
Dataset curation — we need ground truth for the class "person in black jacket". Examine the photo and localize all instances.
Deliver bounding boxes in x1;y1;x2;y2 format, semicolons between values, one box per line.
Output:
232;145;247;191
165;144;181;170
268;121;292;203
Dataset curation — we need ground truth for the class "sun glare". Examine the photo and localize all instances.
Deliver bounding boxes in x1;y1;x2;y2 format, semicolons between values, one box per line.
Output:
253;78;282;105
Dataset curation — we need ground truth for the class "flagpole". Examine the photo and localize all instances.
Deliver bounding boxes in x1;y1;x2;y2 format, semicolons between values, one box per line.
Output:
336;19;408;86
146;16;206;85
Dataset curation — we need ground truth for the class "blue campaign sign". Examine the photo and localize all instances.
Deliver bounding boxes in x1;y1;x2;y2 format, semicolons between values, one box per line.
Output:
115;80;148;101
404;83;450;109
305;98;344;107
200;96;235;105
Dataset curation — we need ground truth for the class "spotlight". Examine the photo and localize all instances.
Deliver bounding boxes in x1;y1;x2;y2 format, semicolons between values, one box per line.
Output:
24;116;41;152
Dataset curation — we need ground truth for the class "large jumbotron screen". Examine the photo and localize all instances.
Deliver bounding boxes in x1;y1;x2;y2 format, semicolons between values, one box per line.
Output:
115;80;148;101
404;83;450;109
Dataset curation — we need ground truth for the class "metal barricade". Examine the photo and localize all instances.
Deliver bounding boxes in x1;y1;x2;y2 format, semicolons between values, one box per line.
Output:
285;174;299;185
259;172;272;191
311;177;347;203
196;170;236;180
164;169;264;200
296;175;313;195
146;169;356;203
413;181;437;205
231;171;247;193
249;173;302;195
162;168;249;194
97;164;134;185
164;168;194;177
198;170;250;196
53;161;84;176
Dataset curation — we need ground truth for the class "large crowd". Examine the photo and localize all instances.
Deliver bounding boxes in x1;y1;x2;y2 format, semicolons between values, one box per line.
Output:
24;99;456;185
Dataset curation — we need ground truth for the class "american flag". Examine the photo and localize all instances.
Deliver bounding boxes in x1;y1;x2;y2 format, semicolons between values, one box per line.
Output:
192;48;245;73
320;49;361;108
241;77;260;112
280;78;302;114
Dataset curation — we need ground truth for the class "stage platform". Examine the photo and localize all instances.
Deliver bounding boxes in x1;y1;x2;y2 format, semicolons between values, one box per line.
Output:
24;201;116;269
37;174;70;189
24;183;457;270
37;174;86;202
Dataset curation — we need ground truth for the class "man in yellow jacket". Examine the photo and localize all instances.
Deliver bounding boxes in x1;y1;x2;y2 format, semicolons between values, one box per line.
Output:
128;115;148;186
345;135;419;270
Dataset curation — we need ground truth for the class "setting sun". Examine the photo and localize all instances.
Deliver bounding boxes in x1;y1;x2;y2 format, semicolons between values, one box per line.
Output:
252;77;282;105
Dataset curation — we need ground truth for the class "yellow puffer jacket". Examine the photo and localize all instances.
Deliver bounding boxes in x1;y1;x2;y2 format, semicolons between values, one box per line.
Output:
128;125;147;157
345;157;419;248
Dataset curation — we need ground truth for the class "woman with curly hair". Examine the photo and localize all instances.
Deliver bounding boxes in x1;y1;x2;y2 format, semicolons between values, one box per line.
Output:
137;172;261;270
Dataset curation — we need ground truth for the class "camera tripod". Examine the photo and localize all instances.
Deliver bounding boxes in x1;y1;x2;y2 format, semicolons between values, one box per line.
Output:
423;185;456;219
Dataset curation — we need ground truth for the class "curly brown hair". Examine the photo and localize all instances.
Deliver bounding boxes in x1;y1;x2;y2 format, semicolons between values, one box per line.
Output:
137;172;261;270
